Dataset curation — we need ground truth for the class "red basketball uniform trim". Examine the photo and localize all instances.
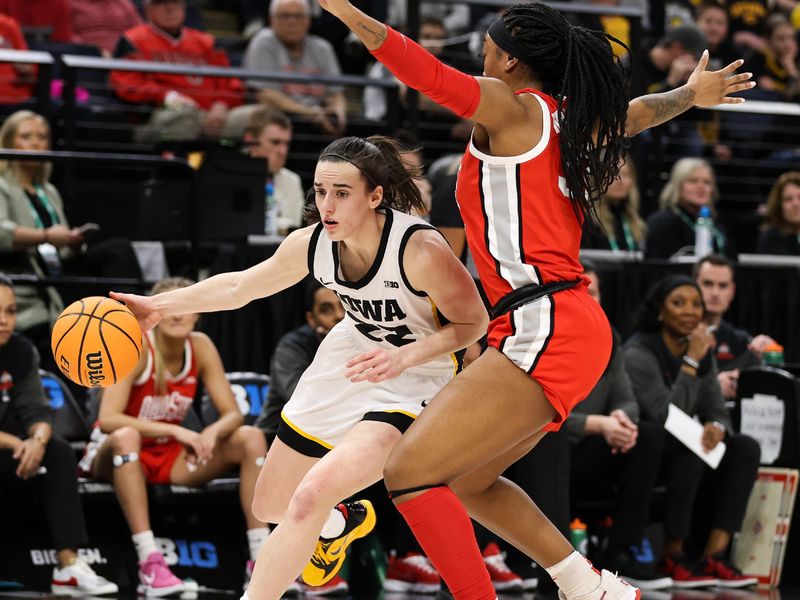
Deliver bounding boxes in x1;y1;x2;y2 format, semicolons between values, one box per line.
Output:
455;88;611;426
126;331;198;448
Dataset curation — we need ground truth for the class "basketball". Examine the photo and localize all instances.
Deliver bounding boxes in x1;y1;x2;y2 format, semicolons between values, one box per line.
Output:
51;296;142;388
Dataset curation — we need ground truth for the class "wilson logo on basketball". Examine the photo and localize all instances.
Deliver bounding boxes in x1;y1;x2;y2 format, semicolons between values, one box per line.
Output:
85;351;105;387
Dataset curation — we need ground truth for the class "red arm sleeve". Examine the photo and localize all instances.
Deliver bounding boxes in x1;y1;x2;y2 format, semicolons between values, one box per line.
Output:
370;26;480;119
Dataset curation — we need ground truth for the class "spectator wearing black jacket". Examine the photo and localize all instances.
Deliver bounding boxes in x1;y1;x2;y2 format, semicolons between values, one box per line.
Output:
623;276;759;589
645;158;734;259
758;171;800;255
0;274;117;596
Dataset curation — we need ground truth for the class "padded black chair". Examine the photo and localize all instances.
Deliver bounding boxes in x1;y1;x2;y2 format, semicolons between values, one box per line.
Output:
733;366;800;468
39;369;91;443
201;372;270;426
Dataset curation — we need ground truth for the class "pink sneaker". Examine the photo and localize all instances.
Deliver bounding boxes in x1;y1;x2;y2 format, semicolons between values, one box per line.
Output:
137;551;186;597
243;559;256;591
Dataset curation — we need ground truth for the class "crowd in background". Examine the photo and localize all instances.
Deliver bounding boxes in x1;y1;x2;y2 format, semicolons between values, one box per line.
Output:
0;0;796;596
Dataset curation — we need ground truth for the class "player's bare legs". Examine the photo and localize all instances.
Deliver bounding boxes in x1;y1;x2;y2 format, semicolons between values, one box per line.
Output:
247;420;402;600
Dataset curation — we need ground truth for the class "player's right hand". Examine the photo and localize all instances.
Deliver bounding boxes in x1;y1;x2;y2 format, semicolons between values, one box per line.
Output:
109;291;162;332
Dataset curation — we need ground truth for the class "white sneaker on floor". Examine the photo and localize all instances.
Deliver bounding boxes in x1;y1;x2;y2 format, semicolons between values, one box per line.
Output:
557;569;641;600
51;558;118;596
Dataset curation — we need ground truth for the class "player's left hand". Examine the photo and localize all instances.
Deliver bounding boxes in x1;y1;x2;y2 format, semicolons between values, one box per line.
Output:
688;51;756;106
345;348;409;383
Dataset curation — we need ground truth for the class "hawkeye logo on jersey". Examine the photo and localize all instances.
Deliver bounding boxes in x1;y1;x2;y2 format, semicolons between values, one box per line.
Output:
384;281;399;288
337;293;407;322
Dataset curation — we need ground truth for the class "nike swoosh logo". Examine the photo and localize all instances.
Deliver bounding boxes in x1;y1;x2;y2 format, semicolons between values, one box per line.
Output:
309;553;339;580
141;573;155;586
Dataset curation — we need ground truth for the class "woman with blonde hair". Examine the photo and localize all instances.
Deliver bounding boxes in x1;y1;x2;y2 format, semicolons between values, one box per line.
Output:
584;158;647;251
758;171;800;255
0;110;141;364
645;158;732;259
80;276;269;596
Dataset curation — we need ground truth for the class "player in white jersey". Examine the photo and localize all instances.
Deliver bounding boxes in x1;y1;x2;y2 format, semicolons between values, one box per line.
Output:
112;135;488;600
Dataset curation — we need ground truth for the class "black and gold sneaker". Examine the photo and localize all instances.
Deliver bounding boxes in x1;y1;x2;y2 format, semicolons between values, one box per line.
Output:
302;500;376;586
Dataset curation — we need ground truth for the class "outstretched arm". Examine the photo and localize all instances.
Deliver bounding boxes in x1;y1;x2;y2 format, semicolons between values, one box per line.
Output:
319;0;527;131
626;50;755;137
111;226;313;331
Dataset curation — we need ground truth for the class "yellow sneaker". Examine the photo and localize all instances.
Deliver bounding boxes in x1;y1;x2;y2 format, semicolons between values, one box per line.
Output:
302;500;376;586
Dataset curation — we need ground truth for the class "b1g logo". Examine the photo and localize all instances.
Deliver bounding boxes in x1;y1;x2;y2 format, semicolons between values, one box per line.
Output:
156;538;218;569
31;547;107;566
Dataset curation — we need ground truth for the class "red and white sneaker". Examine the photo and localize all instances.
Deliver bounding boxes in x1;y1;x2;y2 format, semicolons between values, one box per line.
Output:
557;569;641;600
137;551;186;597
384;552;441;594
657;556;717;589
302;574;348;596
482;543;523;592
699;555;757;588
51;558;118;596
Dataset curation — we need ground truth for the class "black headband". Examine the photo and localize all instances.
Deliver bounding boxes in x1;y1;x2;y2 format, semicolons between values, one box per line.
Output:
487;17;528;59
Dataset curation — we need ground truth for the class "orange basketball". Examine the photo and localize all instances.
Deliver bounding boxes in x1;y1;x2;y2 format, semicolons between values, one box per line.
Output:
51;296;142;388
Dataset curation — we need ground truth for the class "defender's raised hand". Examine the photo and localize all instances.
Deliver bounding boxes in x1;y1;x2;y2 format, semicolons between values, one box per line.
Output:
688;51;756;106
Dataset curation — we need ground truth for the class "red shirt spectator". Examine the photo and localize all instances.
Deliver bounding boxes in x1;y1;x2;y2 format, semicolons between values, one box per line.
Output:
0;0;73;43
69;0;142;55
0;13;35;103
110;22;243;109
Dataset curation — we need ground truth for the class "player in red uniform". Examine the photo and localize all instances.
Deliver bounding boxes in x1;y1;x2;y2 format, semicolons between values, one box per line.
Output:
80;278;267;596
318;2;755;600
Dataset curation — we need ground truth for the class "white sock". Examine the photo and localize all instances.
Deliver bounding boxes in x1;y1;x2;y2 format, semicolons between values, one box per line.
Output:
246;527;270;561
545;551;601;599
319;506;346;540
132;530;158;563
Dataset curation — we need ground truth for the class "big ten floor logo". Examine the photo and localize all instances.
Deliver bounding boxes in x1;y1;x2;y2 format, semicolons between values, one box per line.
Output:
156;538;219;569
31;547;106;566
231;382;268;418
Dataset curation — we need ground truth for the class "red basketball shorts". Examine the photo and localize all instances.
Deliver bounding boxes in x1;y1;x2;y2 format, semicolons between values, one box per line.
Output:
488;285;612;431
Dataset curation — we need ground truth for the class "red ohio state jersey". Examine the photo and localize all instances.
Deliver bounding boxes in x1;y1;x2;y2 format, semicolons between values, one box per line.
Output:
126;332;197;446
456;88;587;307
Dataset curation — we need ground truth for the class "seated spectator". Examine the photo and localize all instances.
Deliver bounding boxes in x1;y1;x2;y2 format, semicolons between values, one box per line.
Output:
0;13;36;109
386;0;470;33
0;274;118;596
583;158;646;251
79;277;268;595
243;0;346;136
747;14;800;101
694;254;777;399
623;275;760;588
242;108;306;234
68;0;142;57
758;171;800;255
0;0;72;42
696;1;741;72
111;0;244;143
567;263;669;590
640;25;707;157
0;110;142;367
255;278;344;443
727;0;768;52
645;158;733;259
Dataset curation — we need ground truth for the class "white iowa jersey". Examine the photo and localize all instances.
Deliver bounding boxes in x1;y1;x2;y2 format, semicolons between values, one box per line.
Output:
308;209;458;377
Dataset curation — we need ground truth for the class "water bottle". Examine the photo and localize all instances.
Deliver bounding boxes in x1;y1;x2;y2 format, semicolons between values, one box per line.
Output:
763;342;785;366
694;205;713;257
264;182;278;236
569;518;589;556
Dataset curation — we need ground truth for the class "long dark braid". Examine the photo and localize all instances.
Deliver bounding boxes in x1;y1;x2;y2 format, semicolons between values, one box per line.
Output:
503;3;630;225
